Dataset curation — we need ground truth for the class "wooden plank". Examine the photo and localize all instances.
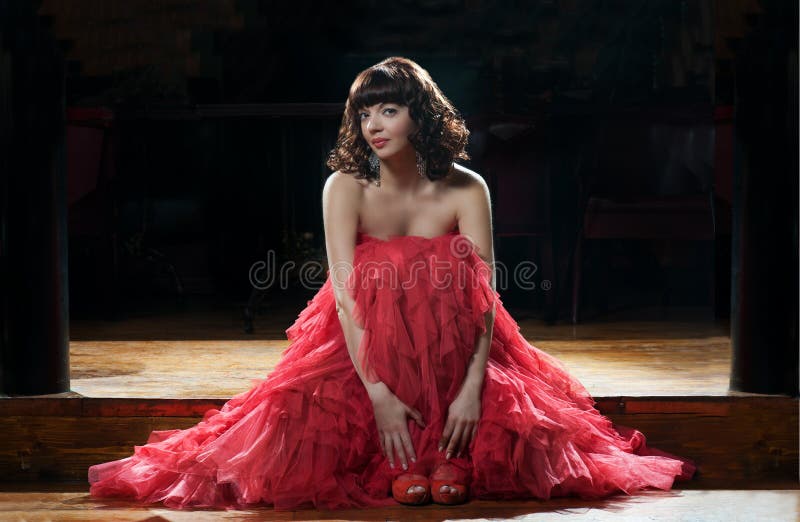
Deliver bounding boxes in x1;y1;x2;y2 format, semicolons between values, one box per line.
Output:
0;395;789;417
619;398;733;415
607;398;798;487
0;396;795;486
0;490;797;520
0;397;84;417
0;416;200;482
81;398;225;417
66;313;733;398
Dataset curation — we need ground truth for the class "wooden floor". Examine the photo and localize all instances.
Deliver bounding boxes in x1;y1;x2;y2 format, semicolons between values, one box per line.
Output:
0;488;798;521
3;305;798;519
68;305;733;398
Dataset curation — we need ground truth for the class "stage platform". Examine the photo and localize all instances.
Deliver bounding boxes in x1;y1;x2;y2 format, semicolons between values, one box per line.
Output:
66;305;733;398
1;488;798;521
1;305;797;509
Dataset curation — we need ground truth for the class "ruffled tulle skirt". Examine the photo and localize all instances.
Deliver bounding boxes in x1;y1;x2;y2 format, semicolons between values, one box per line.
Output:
88;231;696;510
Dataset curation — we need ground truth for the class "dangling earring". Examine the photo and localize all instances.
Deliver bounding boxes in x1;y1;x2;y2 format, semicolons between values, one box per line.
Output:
368;151;381;186
415;150;427;179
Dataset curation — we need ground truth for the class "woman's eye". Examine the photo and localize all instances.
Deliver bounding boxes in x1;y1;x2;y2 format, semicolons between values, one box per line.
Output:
358;107;396;120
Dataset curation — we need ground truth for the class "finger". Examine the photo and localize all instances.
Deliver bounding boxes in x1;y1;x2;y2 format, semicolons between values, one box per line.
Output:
446;423;464;459
471;424;478;445
457;422;472;456
384;433;395;468
378;432;386;457
392;433;408;469
409;408;426;428
439;418;454;452
399;429;417;463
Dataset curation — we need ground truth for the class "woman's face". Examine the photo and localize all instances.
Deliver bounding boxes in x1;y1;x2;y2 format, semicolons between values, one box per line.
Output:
358;102;417;159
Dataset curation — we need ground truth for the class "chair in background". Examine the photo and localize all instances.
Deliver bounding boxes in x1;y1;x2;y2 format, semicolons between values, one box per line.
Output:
570;109;717;323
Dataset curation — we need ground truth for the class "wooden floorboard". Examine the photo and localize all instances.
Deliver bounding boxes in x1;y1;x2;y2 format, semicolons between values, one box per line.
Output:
0;489;797;521
65;306;732;398
0;395;795;487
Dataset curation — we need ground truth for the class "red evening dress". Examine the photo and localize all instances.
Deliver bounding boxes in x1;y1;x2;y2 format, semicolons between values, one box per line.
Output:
88;230;696;510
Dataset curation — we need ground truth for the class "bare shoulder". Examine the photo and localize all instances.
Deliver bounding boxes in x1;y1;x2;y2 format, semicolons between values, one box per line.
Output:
322;171;364;247
448;163;493;258
323;170;366;204
444;163;490;200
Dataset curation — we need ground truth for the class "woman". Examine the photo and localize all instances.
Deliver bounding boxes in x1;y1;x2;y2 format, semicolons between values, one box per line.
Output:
88;57;696;510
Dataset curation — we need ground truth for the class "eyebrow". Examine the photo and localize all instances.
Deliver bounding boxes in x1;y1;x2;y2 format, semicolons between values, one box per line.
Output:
359;103;394;113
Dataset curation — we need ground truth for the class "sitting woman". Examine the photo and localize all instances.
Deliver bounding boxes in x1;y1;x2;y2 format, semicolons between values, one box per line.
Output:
87;56;696;510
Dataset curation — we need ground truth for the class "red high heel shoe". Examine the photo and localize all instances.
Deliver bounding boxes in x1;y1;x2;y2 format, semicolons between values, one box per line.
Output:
392;473;431;505
430;461;470;505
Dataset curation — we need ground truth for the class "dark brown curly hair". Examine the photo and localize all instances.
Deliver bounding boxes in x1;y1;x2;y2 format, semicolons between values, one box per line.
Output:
326;56;470;182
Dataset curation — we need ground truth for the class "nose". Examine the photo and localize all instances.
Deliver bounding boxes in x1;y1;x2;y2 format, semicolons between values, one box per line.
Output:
366;114;382;133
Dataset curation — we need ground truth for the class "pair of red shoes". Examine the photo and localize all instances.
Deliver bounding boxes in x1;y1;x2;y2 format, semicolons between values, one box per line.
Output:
392;462;470;506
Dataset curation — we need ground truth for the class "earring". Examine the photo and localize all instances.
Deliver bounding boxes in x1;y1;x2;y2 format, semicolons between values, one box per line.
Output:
415;150;427;178
368;151;381;186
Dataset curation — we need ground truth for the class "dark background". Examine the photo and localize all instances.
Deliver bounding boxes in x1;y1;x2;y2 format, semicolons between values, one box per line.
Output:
48;0;735;320
1;1;796;353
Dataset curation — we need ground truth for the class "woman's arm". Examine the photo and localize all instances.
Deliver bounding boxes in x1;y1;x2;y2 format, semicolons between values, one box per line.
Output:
439;172;496;459
322;172;379;396
322;172;425;470
457;173;496;393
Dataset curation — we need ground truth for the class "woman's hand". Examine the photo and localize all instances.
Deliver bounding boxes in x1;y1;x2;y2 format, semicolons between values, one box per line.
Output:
439;382;482;459
368;381;426;470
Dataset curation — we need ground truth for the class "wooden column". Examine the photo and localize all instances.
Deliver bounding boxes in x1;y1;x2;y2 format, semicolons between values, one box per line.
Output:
0;1;70;395
729;0;798;396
